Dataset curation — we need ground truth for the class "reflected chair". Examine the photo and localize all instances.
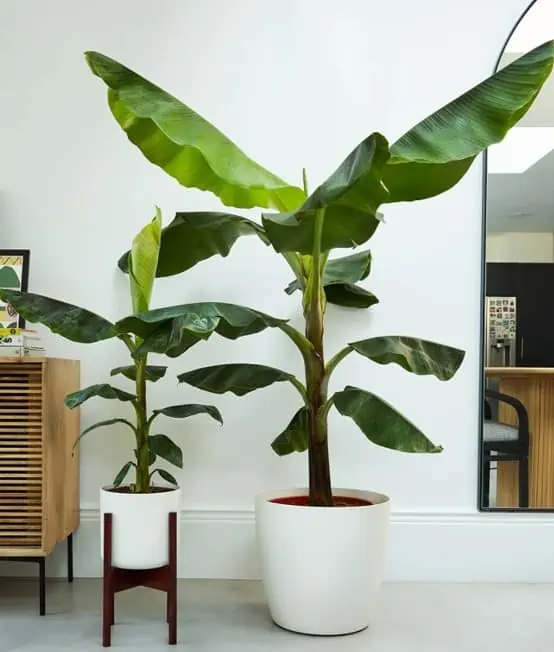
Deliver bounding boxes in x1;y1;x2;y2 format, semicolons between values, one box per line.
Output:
482;389;529;508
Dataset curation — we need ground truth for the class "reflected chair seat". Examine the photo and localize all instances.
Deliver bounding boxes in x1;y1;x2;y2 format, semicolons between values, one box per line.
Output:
484;422;519;442
483;389;529;508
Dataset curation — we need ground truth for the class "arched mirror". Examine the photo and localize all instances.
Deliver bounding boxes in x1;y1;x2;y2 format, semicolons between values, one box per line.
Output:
481;0;554;511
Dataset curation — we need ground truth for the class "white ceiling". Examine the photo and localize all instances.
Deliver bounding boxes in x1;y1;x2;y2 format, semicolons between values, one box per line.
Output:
487;0;554;233
488;148;554;232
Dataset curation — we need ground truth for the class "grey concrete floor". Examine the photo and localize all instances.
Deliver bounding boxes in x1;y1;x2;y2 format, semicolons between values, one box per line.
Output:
0;579;553;651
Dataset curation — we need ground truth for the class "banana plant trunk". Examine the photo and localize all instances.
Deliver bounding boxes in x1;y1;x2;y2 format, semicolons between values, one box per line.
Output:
305;208;333;507
305;347;332;507
134;357;150;493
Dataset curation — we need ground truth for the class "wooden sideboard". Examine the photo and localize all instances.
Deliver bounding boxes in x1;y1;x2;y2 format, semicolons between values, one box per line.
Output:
0;357;80;613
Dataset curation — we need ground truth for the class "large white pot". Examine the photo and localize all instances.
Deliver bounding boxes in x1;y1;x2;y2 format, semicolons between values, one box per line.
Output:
255;487;390;636
100;486;181;570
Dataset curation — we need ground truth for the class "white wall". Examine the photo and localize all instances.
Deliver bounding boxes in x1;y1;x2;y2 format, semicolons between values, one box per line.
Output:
487;232;554;262
2;0;553;582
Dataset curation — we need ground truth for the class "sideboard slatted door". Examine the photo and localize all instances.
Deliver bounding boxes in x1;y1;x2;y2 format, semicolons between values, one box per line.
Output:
0;358;79;558
0;361;43;549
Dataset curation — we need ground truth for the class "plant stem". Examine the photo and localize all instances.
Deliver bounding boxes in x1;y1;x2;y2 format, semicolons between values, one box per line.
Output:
272;194;307;291
134;356;150;493
302;168;309;195
118;334;135;355
288;376;308;403
305;352;332;506
304;209;332;506
278;323;314;362
283;252;306;290
324;345;354;384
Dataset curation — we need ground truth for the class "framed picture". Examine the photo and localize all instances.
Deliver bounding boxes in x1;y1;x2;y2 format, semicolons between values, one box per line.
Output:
0;250;30;328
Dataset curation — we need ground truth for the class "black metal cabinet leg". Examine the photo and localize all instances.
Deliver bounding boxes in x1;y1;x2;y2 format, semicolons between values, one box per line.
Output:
38;558;46;616
67;534;74;583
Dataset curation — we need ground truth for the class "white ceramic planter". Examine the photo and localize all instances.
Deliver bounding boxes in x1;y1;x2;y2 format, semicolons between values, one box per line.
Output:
100;486;181;570
255;487;390;636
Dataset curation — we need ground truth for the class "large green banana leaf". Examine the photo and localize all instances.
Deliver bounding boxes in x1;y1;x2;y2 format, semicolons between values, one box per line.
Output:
65;384;136;409
110;365;167;382
347;336;465;381
263;44;553;246
151;403;223;424
115;302;287;355
85;51;305;211
133;319;206;357
0;290;115;343
383;41;554;202
129;208;162;313
262;134;389;253
262;205;382;255
118;212;269;278
178;363;297;396
303;133;390;212
333;386;441;453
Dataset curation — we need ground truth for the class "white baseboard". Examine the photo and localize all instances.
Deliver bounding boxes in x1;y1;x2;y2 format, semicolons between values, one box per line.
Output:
1;509;554;582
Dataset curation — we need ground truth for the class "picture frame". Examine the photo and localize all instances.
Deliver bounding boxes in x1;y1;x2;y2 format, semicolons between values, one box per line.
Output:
0;250;30;328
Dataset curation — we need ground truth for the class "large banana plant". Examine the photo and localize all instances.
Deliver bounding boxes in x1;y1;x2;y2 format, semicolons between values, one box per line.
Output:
19;44;554;506
83;43;554;506
0;210;289;493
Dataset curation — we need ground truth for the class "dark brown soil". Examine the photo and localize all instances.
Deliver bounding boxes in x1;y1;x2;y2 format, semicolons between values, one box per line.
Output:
270;495;372;507
107;485;175;494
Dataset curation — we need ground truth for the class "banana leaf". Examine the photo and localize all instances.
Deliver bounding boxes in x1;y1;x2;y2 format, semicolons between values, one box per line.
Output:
262;134;389;253
178;363;296;396
0;290;115;343
115;302;286;355
383;42;554;202
118;211;269;278
333;386;441;453
85;51;305;211
348;336;465;381
129;208;162;313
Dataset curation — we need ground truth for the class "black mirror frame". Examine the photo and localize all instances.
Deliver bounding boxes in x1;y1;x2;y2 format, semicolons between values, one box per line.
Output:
478;0;547;512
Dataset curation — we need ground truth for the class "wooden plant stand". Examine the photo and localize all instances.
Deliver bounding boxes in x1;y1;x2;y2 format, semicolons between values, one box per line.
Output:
102;512;178;647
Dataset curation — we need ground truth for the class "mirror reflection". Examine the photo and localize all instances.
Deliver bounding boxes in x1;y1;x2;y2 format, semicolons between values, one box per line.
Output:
483;0;554;510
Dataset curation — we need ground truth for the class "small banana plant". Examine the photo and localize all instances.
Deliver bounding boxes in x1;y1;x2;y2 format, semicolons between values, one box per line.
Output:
0;210;287;493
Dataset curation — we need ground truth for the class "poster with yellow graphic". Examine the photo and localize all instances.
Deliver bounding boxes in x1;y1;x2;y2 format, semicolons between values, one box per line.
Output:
0;251;30;328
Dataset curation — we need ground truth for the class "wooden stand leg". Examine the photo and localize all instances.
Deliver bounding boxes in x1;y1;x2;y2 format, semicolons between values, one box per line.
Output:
102;511;178;647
